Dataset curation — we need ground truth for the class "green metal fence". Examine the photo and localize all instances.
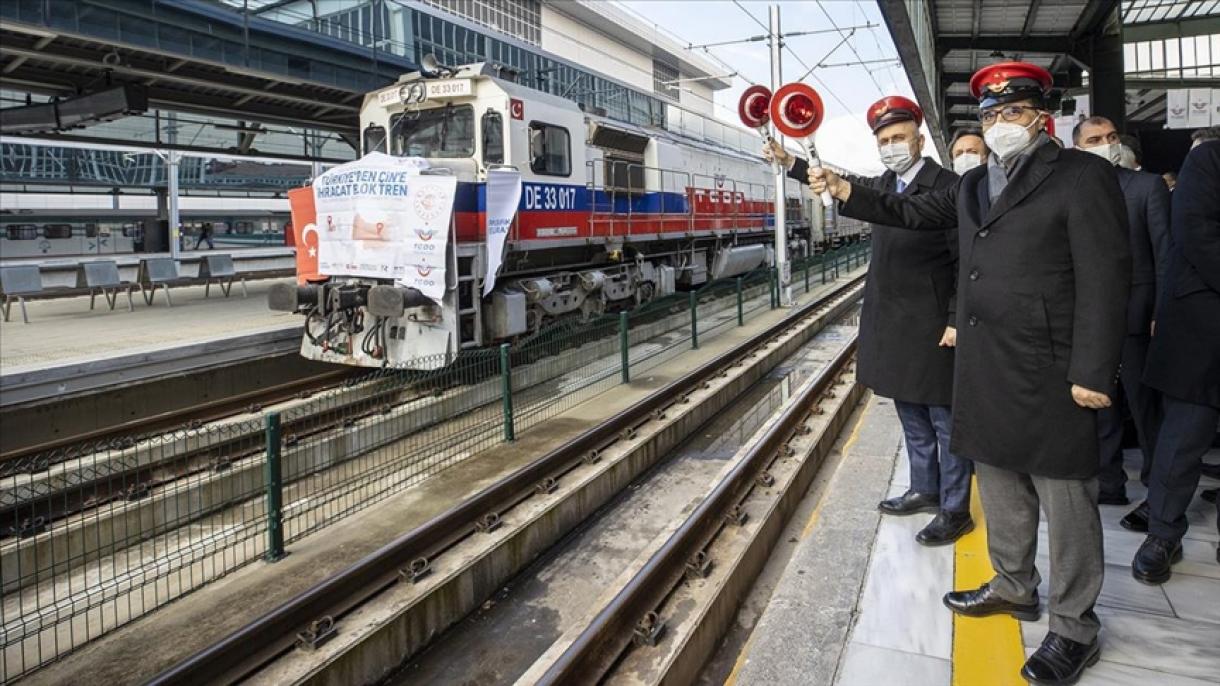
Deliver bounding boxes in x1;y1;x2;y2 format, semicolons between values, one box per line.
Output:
0;240;871;680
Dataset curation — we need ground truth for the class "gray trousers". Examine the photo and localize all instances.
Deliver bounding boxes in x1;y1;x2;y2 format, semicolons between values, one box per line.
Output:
974;462;1104;644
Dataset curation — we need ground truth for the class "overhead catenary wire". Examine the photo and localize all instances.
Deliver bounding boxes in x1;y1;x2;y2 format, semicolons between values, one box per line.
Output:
729;0;852;111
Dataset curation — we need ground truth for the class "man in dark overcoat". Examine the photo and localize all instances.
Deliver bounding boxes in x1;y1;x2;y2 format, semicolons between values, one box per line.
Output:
808;63;1131;686
1134;139;1220;581
1072;116;1171;515
768;96;971;545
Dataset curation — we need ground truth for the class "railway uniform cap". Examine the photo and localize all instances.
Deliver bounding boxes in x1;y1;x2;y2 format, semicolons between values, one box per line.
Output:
866;95;923;133
970;61;1053;109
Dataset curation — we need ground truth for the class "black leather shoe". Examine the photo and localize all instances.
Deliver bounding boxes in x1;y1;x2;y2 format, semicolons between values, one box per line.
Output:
878;490;939;516
1098;490;1129;506
943;582;1041;621
916;510;974;546
1020;632;1100;685
1132;535;1183;585
1119;501;1150;532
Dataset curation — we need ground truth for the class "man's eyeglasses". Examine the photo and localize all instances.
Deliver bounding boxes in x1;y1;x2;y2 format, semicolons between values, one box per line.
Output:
979;105;1044;124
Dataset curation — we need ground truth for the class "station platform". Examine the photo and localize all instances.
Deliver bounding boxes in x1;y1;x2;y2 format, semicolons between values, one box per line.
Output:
0;278;301;406
733;394;1220;686
0;247;295;290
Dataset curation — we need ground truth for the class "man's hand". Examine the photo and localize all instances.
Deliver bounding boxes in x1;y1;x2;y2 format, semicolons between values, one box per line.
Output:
939;326;957;347
1070;384;1112;409
807;165;851;202
762;140;792;169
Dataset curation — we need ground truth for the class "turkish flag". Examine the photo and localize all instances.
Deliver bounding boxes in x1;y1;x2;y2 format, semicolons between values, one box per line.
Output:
288;186;324;285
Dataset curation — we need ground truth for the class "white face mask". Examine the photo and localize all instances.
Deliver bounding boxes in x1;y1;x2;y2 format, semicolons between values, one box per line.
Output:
1118;144;1138;170
1082;142;1121;166
878;141;916;173
983;115;1041;161
953;153;983;173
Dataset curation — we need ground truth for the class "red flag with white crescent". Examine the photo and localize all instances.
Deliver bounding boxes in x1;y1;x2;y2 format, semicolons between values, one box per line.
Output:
288;186;323;285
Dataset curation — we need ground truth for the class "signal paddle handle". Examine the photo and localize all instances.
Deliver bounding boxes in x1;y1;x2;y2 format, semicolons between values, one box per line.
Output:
799;139;834;207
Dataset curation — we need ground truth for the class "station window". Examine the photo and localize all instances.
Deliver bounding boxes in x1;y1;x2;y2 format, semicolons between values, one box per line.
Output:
43;224;73;239
481;109;505;165
528;122;570;176
363;124;387;155
6;224;38;240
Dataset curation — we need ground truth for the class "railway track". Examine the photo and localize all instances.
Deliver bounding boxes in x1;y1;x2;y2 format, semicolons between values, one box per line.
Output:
147;275;866;686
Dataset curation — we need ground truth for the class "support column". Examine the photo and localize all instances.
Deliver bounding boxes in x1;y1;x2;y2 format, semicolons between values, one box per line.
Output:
769;4;792;307
1088;7;1125;130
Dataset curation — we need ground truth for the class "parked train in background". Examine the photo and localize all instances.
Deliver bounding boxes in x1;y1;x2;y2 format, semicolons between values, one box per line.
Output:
271;61;868;369
0;209;291;258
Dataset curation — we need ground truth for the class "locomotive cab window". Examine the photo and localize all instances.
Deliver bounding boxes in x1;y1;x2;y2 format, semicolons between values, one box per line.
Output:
482;110;505;165
362;124;387;155
390;105;475;158
528;122;571;176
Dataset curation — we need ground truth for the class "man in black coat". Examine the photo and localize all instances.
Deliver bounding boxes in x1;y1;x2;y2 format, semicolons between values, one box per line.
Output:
1133;139;1220;581
1072;116;1171;515
768;95;971;545
808;63;1130;686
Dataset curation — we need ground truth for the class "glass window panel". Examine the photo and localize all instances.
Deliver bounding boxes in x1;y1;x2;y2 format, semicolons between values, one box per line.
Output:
1151;39;1165;70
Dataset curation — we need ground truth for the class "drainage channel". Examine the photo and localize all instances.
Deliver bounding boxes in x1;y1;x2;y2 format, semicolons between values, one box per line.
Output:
391;307;860;685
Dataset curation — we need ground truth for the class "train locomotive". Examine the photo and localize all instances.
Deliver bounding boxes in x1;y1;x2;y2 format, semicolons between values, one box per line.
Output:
271;61;862;370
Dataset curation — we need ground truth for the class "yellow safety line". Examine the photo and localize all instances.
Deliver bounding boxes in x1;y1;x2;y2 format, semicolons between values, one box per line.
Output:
952;476;1027;686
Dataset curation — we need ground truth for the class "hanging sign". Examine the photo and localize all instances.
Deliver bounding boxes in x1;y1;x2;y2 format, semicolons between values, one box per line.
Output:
483;168;523;296
1167;89;1189;129
1187;89;1213;128
311;152;456;302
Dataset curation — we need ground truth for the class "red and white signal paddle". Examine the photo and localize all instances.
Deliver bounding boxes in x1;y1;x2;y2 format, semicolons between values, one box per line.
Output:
769;82;833;207
738;85;780;170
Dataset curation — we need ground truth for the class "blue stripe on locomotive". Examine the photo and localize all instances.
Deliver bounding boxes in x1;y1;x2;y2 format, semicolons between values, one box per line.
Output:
454;181;691;214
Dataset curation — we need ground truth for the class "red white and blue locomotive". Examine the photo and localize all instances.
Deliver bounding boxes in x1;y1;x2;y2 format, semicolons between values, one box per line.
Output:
273;61;862;369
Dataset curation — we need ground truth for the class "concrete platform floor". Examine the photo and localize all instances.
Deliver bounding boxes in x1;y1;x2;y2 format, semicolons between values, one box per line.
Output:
0;278;299;373
731;397;1220;686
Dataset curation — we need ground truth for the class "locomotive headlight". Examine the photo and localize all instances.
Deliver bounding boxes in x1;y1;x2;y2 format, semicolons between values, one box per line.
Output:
399;82;426;105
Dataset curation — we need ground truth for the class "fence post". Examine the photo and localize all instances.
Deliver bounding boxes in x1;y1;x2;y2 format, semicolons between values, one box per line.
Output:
770;267;778;309
619;310;630;383
264;412;286;562
804;257;810;293
500;342;515;441
736;277;744;326
689;290;699;349
834;248;841;279
821;251;827;284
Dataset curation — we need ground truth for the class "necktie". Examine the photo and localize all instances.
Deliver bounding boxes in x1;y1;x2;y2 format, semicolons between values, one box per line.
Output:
896;178;908;193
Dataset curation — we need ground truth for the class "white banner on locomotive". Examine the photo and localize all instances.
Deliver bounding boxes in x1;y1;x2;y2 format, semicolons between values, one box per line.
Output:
311;152;456;301
483;167;523;296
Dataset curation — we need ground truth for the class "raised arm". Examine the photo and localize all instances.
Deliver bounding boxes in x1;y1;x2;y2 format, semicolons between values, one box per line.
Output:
835;179;960;231
1065;159;1132;394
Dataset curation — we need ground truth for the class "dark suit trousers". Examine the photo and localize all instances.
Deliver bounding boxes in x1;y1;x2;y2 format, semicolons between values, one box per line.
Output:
894;400;972;512
1097;333;1161;496
1147;394;1220;542
974;462;1103;644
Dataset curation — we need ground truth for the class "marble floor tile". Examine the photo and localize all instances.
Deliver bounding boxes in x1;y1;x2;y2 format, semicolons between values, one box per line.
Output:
1101;529;1220;581
834;641;951;686
1021;605;1220;682
848;509;954;660
1021;646;1220;686
1161;572;1220;625
1032;558;1175;618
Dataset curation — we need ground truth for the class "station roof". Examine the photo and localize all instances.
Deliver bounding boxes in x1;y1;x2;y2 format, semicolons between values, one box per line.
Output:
879;0;1220;158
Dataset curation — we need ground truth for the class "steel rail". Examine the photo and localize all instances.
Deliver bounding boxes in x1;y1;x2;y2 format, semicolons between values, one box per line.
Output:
538;333;858;684
148;275;865;686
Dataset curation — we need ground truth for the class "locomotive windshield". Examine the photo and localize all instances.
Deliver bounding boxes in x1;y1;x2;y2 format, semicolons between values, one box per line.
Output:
389;104;475;158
